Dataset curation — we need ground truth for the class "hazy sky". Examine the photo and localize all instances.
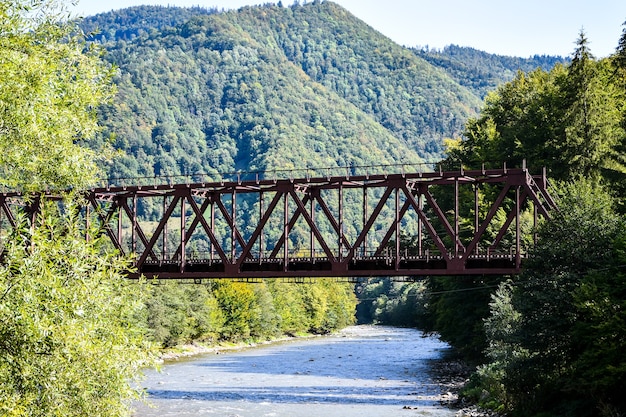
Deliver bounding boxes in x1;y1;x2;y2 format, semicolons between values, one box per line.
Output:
72;0;626;58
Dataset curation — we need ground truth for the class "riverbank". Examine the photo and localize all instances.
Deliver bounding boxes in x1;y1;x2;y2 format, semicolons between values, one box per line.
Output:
421;350;503;417
157;332;323;362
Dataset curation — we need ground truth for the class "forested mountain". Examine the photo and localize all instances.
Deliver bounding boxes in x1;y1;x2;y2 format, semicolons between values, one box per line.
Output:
79;5;219;43
80;1;564;181
415;45;569;98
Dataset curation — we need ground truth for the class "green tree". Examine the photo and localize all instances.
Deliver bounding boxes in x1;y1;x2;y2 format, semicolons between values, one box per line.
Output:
212;281;256;341
480;180;625;415
355;278;428;328
316;279;357;331
562;31;624;179
267;280;309;335
613;20;626;71
0;2;155;415
447;66;570;176
568;232;626;415
425;275;502;362
0;0;115;191
446;31;626;186
144;283;224;347
0;201;155;417
249;281;281;340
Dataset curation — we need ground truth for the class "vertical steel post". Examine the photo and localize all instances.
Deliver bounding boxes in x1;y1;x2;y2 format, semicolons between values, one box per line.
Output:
454;177;459;258
418;188;423;257
180;195;186;274
283;191;289;271
28;197;39;252
231;190;236;261
259;191;264;260
117;198;123;253
210;195;215;263
310;190;315;260
162;196;168;262
395;186;400;270
132;194;137;255
363;185;368;257
338;182;343;261
474;183;479;254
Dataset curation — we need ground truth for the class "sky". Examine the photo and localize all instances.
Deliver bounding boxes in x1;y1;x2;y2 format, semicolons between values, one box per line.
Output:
71;0;626;58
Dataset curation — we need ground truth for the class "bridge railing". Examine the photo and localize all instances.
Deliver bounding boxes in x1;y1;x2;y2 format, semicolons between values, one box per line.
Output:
144;246;526;264
98;162;440;189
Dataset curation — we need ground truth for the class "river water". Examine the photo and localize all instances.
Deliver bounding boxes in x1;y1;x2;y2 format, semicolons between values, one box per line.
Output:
132;326;458;417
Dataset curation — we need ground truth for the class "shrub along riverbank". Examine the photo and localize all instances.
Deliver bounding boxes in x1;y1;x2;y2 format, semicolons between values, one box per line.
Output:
139;279;357;349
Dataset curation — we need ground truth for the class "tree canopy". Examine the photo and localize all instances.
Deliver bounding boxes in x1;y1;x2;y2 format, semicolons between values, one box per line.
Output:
479;181;626;415
0;0;115;191
0;1;155;416
444;31;626;188
0;201;154;416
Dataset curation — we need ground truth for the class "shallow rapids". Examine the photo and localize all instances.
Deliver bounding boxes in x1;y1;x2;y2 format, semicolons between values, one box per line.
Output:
132;325;458;417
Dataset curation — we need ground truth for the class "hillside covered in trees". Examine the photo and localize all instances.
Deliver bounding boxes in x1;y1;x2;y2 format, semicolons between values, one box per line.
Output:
80;1;565;181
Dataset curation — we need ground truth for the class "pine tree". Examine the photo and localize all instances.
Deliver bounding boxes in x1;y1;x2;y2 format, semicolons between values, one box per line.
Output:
614;20;626;70
563;30;623;179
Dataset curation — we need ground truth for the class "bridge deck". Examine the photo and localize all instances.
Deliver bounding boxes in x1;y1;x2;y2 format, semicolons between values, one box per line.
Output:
135;253;523;279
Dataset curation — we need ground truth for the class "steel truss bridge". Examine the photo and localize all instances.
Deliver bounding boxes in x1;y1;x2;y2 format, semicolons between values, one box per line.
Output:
0;165;556;280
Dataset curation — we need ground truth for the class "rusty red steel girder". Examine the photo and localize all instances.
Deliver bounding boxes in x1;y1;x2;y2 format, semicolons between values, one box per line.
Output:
0;166;556;279
77;166;554;279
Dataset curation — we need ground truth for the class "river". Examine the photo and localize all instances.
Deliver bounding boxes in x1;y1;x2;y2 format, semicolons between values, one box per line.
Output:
132;326;459;417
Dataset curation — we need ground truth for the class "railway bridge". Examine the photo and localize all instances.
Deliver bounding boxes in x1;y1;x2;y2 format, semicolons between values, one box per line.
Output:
0;164;556;280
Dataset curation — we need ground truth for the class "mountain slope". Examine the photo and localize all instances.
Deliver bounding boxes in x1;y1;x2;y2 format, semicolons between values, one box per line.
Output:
220;2;483;157
415;45;569;98
81;2;562;181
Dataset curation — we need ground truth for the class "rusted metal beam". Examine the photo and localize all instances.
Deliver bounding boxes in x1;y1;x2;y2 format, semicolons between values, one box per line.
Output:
0;167;556;279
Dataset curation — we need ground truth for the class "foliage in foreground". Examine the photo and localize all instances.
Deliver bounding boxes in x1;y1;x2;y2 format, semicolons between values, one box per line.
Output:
0;1;154;416
0;201;156;417
0;0;115;192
